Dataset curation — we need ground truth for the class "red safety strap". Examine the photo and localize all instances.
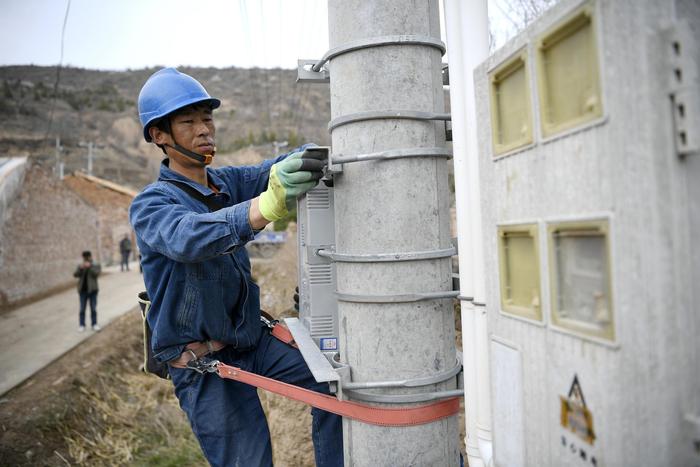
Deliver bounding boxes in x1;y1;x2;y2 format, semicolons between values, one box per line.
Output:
170;320;460;426
215;361;461;427
270;322;298;348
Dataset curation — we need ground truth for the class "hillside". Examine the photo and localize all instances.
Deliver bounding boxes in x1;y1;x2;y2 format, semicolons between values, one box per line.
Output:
0;65;331;189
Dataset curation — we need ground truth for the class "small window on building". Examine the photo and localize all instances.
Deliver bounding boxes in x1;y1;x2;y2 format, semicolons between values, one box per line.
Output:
536;2;603;137
498;224;541;321
490;52;533;156
548;220;614;341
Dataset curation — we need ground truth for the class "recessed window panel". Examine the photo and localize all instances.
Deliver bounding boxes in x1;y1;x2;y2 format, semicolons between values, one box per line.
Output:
536;3;603;137
549;220;614;340
498;224;541;321
489;52;533;155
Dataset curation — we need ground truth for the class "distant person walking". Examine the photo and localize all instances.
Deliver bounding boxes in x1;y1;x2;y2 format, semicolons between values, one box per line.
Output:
73;250;101;332
119;234;132;271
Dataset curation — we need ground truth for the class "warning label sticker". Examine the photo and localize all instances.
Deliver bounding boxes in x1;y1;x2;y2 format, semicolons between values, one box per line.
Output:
560;374;596;445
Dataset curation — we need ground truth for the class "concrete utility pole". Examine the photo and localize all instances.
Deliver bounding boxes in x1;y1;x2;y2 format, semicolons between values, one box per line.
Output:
326;1;459;464
54;137;63;179
78;141;102;176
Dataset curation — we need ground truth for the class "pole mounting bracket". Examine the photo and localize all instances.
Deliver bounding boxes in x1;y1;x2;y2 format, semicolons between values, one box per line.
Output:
297;59;330;83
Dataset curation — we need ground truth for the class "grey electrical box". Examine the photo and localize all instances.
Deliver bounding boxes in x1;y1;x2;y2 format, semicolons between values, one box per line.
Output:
297;180;339;352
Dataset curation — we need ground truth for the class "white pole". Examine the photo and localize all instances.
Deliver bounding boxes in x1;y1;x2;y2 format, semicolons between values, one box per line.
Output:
460;1;493;463
444;0;484;467
87;142;93;176
442;1;481;466
443;0;492;465
54;137;61;178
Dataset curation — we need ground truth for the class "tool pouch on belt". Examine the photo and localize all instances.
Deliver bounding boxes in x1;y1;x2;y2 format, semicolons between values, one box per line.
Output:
137;291;170;380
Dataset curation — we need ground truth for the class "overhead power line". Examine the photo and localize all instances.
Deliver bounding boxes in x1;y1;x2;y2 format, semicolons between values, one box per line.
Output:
259;0;273;131
289;0;313;135
44;0;71;141
239;0;265;144
276;0;284;131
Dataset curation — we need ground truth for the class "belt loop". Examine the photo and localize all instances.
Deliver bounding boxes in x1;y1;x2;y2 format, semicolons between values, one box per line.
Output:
206;340;214;354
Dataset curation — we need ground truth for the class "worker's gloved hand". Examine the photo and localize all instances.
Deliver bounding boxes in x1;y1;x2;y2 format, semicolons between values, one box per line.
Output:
258;150;326;222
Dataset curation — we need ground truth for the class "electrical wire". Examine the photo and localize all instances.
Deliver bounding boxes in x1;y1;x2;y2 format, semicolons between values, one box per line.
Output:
44;0;71;141
259;0;273;131
288;0;312;137
286;0;306;132
239;0;264;145
275;0;284;135
297;0;323;140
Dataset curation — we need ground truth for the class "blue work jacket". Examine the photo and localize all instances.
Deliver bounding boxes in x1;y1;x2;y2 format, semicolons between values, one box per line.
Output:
129;153;289;364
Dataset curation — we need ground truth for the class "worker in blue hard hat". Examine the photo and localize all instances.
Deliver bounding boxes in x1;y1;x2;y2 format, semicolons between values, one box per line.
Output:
130;67;342;466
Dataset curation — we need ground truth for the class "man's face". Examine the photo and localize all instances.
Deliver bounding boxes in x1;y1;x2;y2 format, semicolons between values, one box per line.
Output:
150;104;216;160
169;105;216;155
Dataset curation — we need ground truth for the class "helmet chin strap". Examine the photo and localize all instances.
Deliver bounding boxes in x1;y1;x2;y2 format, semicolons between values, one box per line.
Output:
157;117;215;165
164;142;215;165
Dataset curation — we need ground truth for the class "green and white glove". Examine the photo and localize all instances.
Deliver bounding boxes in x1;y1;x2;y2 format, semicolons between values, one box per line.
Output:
258;150;326;222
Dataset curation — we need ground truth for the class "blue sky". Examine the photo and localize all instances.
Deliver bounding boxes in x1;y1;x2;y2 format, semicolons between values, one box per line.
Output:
0;0;330;70
0;0;520;71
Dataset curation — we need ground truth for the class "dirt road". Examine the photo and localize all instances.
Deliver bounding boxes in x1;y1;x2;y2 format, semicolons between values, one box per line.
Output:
0;262;145;395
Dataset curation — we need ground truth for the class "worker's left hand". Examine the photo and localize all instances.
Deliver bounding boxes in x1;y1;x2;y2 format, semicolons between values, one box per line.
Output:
258;151;325;221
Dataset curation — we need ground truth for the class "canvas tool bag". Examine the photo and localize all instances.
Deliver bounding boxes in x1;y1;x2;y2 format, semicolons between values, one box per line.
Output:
137;291;170;379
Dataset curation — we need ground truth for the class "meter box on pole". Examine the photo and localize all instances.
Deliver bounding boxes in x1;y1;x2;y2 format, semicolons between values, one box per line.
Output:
296;147;339;353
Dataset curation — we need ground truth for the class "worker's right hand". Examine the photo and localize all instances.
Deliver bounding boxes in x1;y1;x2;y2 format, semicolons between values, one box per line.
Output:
258;151;325;222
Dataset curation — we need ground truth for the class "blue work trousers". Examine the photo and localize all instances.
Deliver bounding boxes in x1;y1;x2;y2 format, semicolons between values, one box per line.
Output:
169;326;344;467
120;251;130;271
78;291;97;326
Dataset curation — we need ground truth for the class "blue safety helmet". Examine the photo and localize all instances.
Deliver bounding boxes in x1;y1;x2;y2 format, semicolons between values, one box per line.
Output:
138;67;221;142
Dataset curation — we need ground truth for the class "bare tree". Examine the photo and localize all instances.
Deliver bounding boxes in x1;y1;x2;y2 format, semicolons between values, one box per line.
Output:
489;0;559;50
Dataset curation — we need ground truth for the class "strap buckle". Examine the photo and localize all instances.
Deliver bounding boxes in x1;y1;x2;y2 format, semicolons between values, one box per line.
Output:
260;315;279;330
186;356;220;374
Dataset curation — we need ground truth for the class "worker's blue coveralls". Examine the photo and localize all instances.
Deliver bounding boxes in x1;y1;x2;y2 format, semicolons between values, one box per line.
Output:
129;153;343;467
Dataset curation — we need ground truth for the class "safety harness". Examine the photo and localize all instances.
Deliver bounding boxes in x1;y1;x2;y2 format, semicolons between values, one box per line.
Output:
156;180;462;427
176;317;461;427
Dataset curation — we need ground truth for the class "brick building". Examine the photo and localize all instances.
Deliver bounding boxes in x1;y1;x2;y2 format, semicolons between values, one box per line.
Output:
63;172;136;266
0;165;99;308
0;165;135;310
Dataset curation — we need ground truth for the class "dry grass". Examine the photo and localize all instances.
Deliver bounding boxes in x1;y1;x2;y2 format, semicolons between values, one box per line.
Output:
59;372;202;466
0;310;204;466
